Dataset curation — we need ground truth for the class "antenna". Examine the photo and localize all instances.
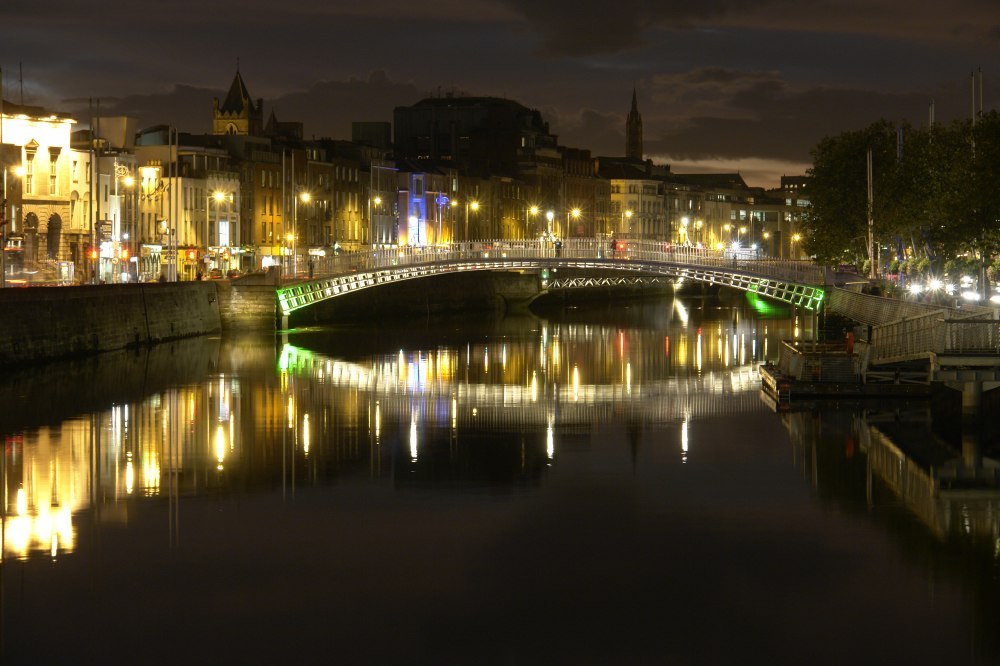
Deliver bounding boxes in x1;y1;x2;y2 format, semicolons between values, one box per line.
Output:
978;66;983;118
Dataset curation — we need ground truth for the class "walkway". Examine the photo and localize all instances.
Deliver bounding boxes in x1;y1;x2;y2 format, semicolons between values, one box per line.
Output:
277;238;826;315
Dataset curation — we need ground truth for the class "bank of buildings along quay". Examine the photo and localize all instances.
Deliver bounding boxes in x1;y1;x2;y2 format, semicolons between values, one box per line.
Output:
1;70;810;285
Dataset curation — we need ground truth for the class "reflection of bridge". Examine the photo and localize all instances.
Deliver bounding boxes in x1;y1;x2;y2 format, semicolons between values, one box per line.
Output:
277;238;827;316
280;345;768;428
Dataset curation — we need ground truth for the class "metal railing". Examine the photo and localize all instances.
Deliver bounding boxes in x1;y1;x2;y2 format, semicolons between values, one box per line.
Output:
871;310;1000;362
298;238;826;286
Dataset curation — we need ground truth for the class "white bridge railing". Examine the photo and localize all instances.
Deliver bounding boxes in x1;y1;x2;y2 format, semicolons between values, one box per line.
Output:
299;238;826;286
872;310;1000;362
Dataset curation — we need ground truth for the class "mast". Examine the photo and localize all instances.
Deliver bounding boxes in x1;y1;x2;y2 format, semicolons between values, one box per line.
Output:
867;149;875;280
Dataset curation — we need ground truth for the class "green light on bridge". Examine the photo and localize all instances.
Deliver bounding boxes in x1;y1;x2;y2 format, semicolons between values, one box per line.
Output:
746;292;786;317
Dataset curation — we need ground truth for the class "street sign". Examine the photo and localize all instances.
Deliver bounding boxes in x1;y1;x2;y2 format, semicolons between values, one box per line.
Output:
98;221;112;241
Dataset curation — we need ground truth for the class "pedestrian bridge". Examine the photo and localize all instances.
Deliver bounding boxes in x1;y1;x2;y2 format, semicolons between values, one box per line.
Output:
276;238;827;316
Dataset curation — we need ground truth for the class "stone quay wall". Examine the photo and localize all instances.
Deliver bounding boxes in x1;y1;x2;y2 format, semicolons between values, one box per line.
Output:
0;282;222;368
216;268;280;331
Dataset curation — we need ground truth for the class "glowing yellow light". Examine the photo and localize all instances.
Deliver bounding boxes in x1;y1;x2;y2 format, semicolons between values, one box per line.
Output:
303;413;311;455
571;208;581;218
546;417;555;459
470;201;479;211
410;415;418;461
299;191;311;203
16;488;27;515
215;424;226;463
125;459;135;495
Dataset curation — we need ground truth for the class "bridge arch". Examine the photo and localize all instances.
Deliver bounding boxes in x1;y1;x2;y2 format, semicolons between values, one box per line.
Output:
276;239;826;316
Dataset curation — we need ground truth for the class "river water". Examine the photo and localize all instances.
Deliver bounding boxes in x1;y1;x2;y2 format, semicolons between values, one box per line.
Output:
1;292;998;664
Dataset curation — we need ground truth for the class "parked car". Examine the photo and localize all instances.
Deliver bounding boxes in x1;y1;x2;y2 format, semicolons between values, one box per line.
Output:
208;268;224;279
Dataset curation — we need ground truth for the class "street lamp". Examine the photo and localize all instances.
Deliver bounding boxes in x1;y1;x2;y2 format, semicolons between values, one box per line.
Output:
291;190;310;277
209;189;236;274
568;207;581;238
623;209;633;236
464;199;479;241
528;205;539;238
545;210;554;237
2;164;26;288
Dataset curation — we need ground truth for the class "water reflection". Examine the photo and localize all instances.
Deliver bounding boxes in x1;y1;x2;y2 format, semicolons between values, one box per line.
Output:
2;301;790;561
3;297;1000;662
780;405;1000;660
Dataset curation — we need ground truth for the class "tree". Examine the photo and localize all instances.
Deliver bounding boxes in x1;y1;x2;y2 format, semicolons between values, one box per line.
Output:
925;111;1000;297
803;120;909;268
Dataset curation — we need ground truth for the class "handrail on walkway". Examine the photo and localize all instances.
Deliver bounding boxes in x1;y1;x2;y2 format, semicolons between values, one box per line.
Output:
293;238;826;286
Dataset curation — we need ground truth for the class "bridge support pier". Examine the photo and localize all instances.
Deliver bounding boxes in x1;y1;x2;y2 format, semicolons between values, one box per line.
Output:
961;380;983;417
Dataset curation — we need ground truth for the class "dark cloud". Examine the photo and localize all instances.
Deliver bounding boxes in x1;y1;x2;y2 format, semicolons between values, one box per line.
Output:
498;0;1000;57
70;71;425;139
4;0;998;189
499;0;766;55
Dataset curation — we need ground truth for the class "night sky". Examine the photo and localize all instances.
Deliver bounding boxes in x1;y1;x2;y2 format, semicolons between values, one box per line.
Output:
2;0;998;187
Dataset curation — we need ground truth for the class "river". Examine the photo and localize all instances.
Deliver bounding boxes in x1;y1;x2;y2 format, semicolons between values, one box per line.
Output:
1;291;998;664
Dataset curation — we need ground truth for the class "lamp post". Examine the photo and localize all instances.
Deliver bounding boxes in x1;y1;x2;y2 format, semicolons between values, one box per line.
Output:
2;165;25;288
623;209;633;237
290;189;310;277
461;199;479;241
567;207;581;239
545;210;554;238
528;205;539;239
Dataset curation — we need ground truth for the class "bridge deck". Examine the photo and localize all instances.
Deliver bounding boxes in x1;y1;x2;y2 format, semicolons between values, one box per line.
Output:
277;239;826;315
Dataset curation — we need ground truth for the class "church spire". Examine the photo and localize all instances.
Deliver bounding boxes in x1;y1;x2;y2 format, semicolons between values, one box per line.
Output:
625;88;643;160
